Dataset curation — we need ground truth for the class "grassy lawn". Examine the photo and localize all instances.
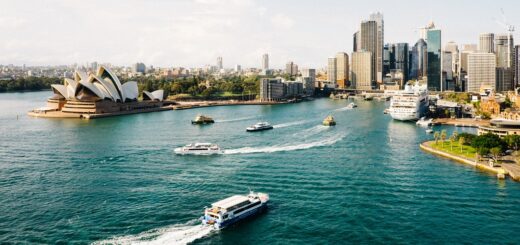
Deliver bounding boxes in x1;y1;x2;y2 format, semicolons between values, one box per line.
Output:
430;141;477;160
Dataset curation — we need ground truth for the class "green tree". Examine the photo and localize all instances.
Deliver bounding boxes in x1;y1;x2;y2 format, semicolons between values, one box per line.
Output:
459;137;465;153
504;135;520;151
434;131;440;145
441;130;447;146
490;147;502;163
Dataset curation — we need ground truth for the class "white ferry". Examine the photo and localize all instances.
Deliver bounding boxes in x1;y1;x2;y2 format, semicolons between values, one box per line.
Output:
174;143;222;155
246;122;274;132
346;102;357;109
387;83;429;121
201;192;269;229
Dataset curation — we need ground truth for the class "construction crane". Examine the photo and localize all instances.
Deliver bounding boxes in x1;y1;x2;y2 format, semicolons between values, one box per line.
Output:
495;8;515;67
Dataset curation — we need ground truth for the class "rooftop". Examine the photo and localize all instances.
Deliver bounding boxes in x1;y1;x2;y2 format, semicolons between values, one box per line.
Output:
212;195;249;210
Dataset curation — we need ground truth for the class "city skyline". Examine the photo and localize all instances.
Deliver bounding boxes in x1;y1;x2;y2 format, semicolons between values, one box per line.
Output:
1;0;519;68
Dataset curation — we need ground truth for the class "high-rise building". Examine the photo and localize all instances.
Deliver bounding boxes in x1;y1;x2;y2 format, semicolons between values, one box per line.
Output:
496;67;514;92
369;12;384;84
393;43;409;83
410;39;427;80
495;34;514;68
217;57;223;70
335;52;349;88
515;45;520;87
442;51;454;90
458;45;477;91
352;51;373;90
467;53;496;93
353;31;360;52
444;42;460;78
479;33;495;53
285;61;298;76
235;64;241;73
419;21;436;41
301;68;316;95
327;57;337;85
426;26;442;91
133;62;146;74
262;54;269;70
360;20;377;86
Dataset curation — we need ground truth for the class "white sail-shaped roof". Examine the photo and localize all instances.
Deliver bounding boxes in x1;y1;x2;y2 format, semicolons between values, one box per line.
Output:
75;79;105;100
97;66;124;100
151;90;164;101
90;75;121;102
51;84;68;99
93;82;111;100
122;81;138;101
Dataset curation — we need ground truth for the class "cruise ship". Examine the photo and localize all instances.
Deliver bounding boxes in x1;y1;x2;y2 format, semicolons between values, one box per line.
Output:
387;83;429;121
174;143;222;155
201;192;269;229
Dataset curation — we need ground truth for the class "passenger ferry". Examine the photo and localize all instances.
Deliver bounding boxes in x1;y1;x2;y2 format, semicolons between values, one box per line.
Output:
323;115;336;126
174;143;222;155
346;102;357;109
387;83;429;121
192;115;215;124
201;192;269;229
246;122;274;132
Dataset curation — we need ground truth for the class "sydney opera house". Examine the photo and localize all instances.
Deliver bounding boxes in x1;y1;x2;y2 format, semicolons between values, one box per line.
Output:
30;66;168;118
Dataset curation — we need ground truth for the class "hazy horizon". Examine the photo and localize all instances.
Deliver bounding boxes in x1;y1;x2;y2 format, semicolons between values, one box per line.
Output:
1;0;518;69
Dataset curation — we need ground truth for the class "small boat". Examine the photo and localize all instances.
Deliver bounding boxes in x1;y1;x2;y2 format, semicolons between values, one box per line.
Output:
383;109;389;114
323;115;336;126
192;115;215;124
416;117;433;127
425;128;433;134
201;191;269;229
174;143;222;155
246;122;274;132
346;102;357;109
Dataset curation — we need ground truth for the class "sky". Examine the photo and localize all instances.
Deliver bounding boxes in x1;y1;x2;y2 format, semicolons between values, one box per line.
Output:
1;0;519;69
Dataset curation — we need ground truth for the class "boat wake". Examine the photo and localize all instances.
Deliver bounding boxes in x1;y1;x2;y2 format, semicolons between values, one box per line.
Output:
215;116;256;123
223;133;345;155
292;125;329;138
93;221;214;245
333;107;353;112
273;120;312;129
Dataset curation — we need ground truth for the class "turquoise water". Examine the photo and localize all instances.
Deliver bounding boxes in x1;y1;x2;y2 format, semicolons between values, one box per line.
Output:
1;91;520;244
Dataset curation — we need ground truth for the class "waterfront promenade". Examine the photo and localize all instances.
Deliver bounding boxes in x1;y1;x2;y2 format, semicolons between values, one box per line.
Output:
420;141;517;180
433;118;490;128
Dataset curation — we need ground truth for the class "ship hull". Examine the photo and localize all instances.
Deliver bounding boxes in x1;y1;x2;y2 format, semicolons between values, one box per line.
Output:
204;202;268;230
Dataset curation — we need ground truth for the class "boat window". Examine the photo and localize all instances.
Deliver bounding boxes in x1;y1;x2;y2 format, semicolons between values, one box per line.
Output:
233;201;261;214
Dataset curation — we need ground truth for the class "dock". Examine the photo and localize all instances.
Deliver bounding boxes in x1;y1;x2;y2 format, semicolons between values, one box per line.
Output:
501;163;520;181
433;118;490;128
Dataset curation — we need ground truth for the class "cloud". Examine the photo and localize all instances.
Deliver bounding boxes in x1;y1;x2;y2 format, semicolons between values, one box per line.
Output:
270;14;295;29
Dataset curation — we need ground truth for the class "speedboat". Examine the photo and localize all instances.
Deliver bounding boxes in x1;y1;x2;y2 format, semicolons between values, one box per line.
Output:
246;122;273;132
201;191;269;230
425;128;434;134
346;102;357;109
323;115;336;126
192;115;215;124
416;117;433;127
174;143;222;155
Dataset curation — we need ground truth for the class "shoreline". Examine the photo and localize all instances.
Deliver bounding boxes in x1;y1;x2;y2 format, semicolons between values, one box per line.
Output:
419;141;512;180
28;99;301;119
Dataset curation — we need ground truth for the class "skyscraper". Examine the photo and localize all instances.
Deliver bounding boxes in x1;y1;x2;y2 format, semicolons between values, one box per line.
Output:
353;31;360;52
458;45;477;92
369;12;384;84
515;45;520;88
352;51;373;90
262;54;269;71
286;61;298;76
410;39;427;80
335;52;349;88
479;33;495;53
467;53;496;92
327;57;337;86
495;34;514;68
360;20;377;87
393;43;409;83
426;26;442;91
217;57;223;70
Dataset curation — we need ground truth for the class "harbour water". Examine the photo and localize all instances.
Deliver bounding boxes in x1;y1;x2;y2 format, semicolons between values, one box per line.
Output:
1;91;520;244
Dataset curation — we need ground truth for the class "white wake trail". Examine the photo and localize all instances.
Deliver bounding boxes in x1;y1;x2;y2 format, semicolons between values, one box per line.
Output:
223;134;345;155
333;107;353;112
215;116;256;123
292;125;329;138
93;221;214;245
273;120;312;129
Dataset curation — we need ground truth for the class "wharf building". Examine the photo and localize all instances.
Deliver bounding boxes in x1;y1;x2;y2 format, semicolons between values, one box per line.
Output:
37;66;165;117
259;78;305;101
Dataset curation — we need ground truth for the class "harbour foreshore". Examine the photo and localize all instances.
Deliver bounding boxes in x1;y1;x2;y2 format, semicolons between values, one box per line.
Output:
420;141;511;179
432;118;490;128
28;99;296;119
